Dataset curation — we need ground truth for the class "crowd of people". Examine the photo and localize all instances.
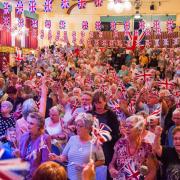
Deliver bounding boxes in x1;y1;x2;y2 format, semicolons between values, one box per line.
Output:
0;42;180;180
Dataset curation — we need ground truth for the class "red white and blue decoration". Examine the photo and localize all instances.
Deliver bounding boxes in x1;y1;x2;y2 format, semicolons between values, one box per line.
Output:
123;160;140;180
31;19;38;28
157;78;175;89
16;0;24;15
55;30;60;41
45;20;51;29
3;2;10;15
48;30;52;41
154;39;160;47
18;18;24;28
81;31;85;37
166;19;174;34
72;31;76;43
102;40;107;47
173;38;179;46
145;28;151;36
82;21;88;30
59;20;66;29
40;30;44;39
91;117;112;144
94;39;99;46
145;39;151;47
29;0;37;13
3;16;10;27
113;30;119;38
163;38;169;46
44;0;52;12
78;0;86;9
94;0;103;7
63;31;68;42
110;21;116;31
153;20;161;35
98;31;103;38
139;20;145;30
95;21;101;31
124;20;130;36
61;0;70;9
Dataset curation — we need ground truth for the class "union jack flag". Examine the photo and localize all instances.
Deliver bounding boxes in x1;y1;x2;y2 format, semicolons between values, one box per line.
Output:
61;0;70;8
94;0;103;7
145;39;151;47
154;39;160;47
135;70;153;82
167;19;174;28
145;28;151;36
110;21;116;31
3;2;10;15
78;0;86;9
63;31;68;42
173;38;179;46
167;27;173;34
123;160;140;180
18;18;24;28
79;38;84;44
16;0;24;15
147;106;161;122
31;19;38;28
91;117;112;144
156;28;161;35
153;20;160;30
102;40;107;47
82;21;88;30
139;20;145;30
40;30;44;39
95;21;101;31
45;20;51;29
59;20;66;29
29;0;36;13
72;31;76;38
48;30;52;41
124;20;130;31
108;99;121;114
157;78;175;89
3;16;10;27
81;31;85;37
94;39;99;46
44;0;52;12
55;30;60;41
163;38;169;46
113;30;118;38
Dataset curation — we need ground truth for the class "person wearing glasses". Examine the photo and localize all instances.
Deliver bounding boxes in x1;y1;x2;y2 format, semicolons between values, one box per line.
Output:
49;112;105;180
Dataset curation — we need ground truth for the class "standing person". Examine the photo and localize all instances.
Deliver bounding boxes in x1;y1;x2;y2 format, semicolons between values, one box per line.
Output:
153;126;180;180
109;115;157;180
19;112;51;179
91;91;120;180
49;113;105;180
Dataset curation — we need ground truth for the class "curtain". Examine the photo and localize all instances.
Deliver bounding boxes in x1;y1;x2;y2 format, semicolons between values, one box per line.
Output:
0;9;11;46
25;17;38;49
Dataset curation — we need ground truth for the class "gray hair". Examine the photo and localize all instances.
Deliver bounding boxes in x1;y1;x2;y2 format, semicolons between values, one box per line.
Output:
75;112;94;130
1;101;13;112
126;115;145;132
22;98;38;120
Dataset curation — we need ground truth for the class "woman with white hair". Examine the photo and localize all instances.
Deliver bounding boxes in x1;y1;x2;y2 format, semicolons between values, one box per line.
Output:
49;112;105;180
109;115;157;180
0;101;15;138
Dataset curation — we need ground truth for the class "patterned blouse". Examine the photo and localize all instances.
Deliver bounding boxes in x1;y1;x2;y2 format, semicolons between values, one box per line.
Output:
109;138;152;179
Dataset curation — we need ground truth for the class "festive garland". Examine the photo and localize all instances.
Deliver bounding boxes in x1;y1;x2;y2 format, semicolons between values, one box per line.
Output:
0;46;36;54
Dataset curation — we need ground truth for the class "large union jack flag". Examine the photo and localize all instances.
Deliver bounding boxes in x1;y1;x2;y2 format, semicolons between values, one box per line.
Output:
31;19;38;28
94;0;103;7
3;2;10;15
61;0;70;9
44;0;52;12
59;20;66;29
78;0;86;9
153;20;160;30
157;78;175;89
139;20;145;30
135;70;153;82
16;0;24;15
29;0;36;13
123;160;140;180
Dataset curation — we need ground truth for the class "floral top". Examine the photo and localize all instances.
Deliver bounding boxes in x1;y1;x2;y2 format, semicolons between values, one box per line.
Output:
109;138;152;179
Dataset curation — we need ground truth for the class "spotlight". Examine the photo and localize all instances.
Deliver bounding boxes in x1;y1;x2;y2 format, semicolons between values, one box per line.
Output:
134;11;141;19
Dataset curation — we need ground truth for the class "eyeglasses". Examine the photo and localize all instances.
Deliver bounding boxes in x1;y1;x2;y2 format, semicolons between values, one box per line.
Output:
124;124;134;129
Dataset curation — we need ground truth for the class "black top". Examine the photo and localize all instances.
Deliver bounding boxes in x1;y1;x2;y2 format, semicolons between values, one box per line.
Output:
90;110;120;165
158;147;180;180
